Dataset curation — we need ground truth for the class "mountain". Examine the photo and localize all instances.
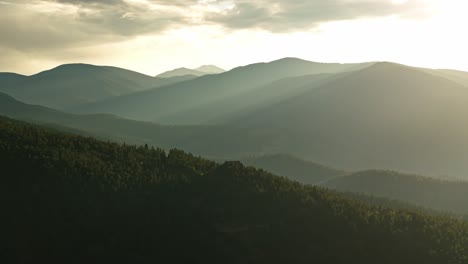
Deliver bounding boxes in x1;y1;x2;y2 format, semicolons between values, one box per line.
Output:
156;67;208;78
157;65;225;78
0;72;27;87
0;92;281;157
239;154;468;214
0;91;197;148
240;154;345;185
0;63;195;110
195;65;226;74
5;92;468;214
321;170;468;213
2;116;467;263
159;72;339;124
7;60;468;179
423;68;468;87
76;58;372;123
231;62;468;178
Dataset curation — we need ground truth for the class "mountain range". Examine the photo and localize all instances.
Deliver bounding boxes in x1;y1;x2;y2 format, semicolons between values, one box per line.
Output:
2;57;468;209
156;65;225;78
72;58;371;123
3;91;468;214
4;56;468;264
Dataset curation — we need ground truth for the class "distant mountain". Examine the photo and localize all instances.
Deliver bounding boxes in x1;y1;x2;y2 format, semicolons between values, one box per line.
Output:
0;91;189;147
321;170;468;213
160;73;338;124
0;72;27;88
156;65;224;78
77;58;371;123
240;154;346;184
423;68;468;87
156;68;207;78
8;59;468;179
195;65;226;74
239;154;468;214
231;62;468;178
0;63;195;110
0;92;279;157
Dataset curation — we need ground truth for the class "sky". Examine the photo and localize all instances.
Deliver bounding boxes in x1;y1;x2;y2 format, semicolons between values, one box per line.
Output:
1;0;467;76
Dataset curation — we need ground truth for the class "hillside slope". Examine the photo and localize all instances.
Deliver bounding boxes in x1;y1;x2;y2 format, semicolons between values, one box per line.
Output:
1;116;467;263
4;94;468;214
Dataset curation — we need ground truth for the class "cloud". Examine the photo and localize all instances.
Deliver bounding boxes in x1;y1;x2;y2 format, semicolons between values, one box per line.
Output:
205;0;429;32
0;0;429;51
0;0;191;53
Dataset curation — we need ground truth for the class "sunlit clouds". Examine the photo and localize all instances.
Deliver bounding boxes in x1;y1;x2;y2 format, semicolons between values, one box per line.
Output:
0;0;467;75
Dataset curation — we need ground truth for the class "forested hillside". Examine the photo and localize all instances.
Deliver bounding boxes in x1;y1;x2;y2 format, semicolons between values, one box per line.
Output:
1;116;467;263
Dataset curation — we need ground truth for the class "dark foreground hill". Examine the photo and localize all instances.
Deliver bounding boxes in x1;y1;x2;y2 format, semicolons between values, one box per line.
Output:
1;116;467;263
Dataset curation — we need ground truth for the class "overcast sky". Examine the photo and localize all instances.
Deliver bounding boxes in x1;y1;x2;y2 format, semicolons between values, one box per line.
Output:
1;0;467;75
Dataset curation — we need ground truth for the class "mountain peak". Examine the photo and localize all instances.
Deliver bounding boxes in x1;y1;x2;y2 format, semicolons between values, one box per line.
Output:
194;65;225;74
275;57;310;62
50;63;100;70
157;65;224;78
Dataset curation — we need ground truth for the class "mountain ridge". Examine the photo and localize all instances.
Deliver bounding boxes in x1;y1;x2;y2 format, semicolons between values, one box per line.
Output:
156;65;225;78
75;58;372;122
0;63;196;110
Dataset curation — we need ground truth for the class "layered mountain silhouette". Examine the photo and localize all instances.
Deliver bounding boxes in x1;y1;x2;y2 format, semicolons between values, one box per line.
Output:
0;91;279;157
238;154;468;214
5;55;468;263
3;58;468;179
4;91;468;213
0;63;196;109
75;58;371;122
156;65;225;78
240;154;346;184
228;62;468;178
